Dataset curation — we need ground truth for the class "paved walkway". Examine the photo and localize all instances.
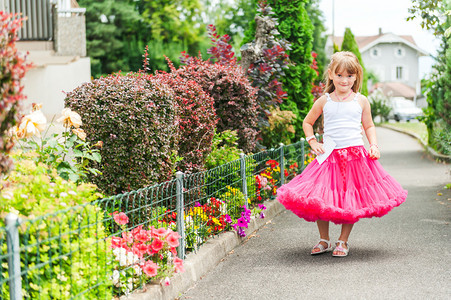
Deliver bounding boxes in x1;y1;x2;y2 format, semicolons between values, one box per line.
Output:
179;127;451;300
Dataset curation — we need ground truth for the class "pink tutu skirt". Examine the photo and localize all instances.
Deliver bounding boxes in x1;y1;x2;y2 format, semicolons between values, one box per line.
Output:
277;146;407;224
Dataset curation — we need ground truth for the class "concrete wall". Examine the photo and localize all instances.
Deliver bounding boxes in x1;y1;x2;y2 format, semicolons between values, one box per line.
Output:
54;11;87;56
363;43;420;89
22;57;91;120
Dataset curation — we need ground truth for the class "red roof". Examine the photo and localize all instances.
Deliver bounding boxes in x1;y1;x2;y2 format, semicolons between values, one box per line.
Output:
332;33;417;49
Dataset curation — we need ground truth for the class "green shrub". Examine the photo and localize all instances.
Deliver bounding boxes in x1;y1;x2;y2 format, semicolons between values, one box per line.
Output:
0;154;111;299
260;107;297;148
205;130;241;170
368;89;392;123
64;73;180;195
219;186;246;220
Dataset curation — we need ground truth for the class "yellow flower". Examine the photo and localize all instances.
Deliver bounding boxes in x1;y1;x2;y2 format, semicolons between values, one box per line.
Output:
57;108;82;128
212;217;221;226
16;110;47;138
72;128;86;141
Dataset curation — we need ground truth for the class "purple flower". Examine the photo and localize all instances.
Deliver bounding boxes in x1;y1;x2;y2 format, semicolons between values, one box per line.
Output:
236;217;249;228
231;223;238;230
258;204;266;210
194;202;201;207
259;212;265;219
237;228;246;237
224;214;232;223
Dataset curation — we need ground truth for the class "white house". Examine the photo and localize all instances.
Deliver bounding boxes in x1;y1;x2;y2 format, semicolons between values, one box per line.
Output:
1;0;90;120
326;29;428;101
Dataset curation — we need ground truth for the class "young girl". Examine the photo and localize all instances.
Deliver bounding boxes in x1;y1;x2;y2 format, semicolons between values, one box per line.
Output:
277;51;407;257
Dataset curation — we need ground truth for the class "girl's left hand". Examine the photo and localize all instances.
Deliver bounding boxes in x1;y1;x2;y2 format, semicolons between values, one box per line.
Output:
369;144;380;160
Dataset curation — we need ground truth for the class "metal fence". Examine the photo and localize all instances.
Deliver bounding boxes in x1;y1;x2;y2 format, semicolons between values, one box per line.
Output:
2;0;54;40
0;139;312;299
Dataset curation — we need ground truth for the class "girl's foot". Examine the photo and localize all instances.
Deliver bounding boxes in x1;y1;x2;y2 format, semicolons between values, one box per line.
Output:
332;240;349;257
311;239;332;255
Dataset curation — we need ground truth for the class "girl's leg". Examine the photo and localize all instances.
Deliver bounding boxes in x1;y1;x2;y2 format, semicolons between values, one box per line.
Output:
334;223;354;255
312;220;330;253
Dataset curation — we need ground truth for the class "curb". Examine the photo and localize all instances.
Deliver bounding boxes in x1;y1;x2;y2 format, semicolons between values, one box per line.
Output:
379;124;451;163
123;199;286;300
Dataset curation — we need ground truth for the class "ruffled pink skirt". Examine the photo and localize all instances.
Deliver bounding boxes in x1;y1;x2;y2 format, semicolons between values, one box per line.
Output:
277;146;407;224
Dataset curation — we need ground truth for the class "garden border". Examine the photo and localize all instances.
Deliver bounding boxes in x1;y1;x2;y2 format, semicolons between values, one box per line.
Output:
379;124;451;163
122;199;285;300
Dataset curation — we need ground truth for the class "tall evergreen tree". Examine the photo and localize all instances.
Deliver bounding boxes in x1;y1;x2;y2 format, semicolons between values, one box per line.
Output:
340;27;369;95
270;0;316;139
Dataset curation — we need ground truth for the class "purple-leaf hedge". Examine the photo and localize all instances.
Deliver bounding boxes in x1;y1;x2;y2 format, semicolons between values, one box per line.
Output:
64;73;179;195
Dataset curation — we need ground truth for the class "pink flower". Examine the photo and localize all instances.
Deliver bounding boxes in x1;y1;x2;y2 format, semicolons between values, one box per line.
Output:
110;236;128;250
170;247;177;257
122;232;134;243
162;277;170;286
151;238;164;253
113;212;129;225
130;226;144;237
166;232;181;248
152;227;167;237
142;260;159;277
134;229;150;242
173;257;185;273
132;243;149;258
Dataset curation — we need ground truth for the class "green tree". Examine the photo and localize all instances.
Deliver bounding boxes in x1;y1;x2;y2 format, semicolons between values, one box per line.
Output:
78;0;145;77
271;0;316;140
408;0;450;152
141;0;206;54
340;27;369;95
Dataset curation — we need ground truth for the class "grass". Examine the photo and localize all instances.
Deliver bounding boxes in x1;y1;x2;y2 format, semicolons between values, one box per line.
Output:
381;121;428;144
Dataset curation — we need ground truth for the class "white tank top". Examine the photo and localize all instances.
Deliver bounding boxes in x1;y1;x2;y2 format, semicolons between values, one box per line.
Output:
323;92;364;149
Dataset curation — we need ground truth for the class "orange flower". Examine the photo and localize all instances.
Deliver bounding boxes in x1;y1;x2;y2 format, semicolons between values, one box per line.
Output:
16;110;47;138
72;128;86;141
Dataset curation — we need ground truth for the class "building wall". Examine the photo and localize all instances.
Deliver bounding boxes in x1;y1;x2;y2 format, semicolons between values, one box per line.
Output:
362;43;419;89
22;57;91;120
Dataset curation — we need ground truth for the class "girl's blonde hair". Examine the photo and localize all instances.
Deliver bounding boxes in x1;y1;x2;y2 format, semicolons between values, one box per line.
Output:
324;51;363;94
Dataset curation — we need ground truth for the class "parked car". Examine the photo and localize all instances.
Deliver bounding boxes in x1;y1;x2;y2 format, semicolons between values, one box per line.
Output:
389;97;423;122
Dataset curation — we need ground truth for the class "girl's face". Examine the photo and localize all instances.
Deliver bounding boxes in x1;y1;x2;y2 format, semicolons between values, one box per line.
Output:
328;69;356;94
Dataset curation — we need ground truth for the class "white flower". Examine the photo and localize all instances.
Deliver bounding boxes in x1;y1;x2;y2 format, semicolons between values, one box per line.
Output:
20;194;28;199
60;202;67;207
59;192;68;198
112;270;120;285
68;190;77;195
2;191;13;200
57;108;82;128
133;265;142;276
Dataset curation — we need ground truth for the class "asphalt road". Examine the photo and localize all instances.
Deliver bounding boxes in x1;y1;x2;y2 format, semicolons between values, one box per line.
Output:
179;127;451;300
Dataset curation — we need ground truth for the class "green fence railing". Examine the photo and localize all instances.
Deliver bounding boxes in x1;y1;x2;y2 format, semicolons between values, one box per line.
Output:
0;138;313;299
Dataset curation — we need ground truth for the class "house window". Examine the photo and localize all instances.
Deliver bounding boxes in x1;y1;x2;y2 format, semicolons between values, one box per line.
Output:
394;47;405;58
396;66;403;79
370;47;381;58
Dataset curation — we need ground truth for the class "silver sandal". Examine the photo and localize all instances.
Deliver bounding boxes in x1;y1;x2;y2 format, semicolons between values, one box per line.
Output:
311;239;333;255
332;240;349;257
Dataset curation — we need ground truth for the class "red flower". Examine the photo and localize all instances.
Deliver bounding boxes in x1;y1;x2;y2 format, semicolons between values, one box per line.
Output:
151;238;164;253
